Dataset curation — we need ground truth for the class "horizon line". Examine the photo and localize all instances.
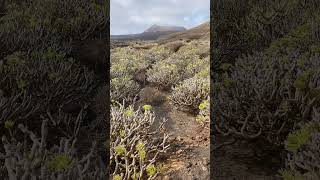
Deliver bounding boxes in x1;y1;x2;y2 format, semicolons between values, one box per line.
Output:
111;19;209;36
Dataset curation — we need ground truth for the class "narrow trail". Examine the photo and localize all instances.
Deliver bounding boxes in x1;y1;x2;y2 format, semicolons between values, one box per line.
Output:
140;87;210;180
138;86;281;179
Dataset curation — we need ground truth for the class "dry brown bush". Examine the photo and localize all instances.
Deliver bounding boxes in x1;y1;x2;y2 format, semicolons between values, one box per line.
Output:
163;41;185;53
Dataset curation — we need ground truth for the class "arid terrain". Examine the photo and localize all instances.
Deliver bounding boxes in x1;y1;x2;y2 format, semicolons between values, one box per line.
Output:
110;22;210;179
110;21;284;180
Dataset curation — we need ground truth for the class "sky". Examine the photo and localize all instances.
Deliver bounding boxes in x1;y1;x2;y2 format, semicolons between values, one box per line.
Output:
111;0;210;35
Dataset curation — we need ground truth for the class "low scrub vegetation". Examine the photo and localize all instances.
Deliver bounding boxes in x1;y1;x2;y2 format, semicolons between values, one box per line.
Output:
110;102;169;179
111;39;210;179
0;0;108;179
212;0;320;178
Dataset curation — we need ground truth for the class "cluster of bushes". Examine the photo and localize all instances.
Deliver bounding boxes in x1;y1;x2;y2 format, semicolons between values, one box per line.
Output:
147;41;209;89
212;0;320;178
215;51;320;143
211;0;320;79
1;116;106;179
111;40;210;109
110;39;210;179
110;44;171;179
169;62;209;113
0;0;108;179
145;41;210;114
214;45;320;179
110;46;170;103
0;0;107;54
111;47;148;78
110;102;168;179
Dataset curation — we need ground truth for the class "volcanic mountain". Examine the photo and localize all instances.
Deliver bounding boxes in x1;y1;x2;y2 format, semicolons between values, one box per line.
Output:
111;25;186;41
144;24;186;33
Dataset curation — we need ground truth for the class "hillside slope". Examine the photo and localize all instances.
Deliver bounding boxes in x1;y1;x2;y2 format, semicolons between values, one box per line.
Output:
157;21;210;44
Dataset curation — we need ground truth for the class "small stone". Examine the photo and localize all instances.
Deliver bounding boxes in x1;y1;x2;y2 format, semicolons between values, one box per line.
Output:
177;136;183;141
201;166;207;171
186;162;192;168
162;176;170;180
203;158;209;165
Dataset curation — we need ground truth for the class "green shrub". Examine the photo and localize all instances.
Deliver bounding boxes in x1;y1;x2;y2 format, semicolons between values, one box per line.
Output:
196;96;210;125
47;154;73;172
0;0;107;53
1;49;96;105
1;119;107;179
0;50;106;177
110;76;140;102
143;45;171;64
267;24;312;56
111;47;149;78
214;52;320;145
285;123;316;153
147;60;181;89
110;102;169;179
0;0;108;179
283;116;320;180
178;40;210;57
147;41;209;89
169;75;209;113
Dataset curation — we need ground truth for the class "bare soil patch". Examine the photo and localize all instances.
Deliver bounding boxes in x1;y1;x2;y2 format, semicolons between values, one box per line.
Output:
138;87;210;179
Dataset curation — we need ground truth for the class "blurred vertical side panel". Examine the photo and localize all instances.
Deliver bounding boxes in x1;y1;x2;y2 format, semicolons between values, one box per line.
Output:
210;0;215;179
105;0;111;176
212;0;320;180
0;0;110;179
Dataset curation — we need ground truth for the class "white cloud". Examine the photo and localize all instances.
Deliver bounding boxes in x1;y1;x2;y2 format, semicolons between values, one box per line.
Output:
111;0;210;35
115;0;134;7
129;15;145;24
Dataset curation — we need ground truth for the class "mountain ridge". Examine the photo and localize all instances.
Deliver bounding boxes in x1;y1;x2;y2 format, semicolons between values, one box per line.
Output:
111;24;186;41
144;24;186;33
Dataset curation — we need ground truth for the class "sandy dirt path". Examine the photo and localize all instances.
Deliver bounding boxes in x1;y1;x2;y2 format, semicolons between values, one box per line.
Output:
140;88;210;180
